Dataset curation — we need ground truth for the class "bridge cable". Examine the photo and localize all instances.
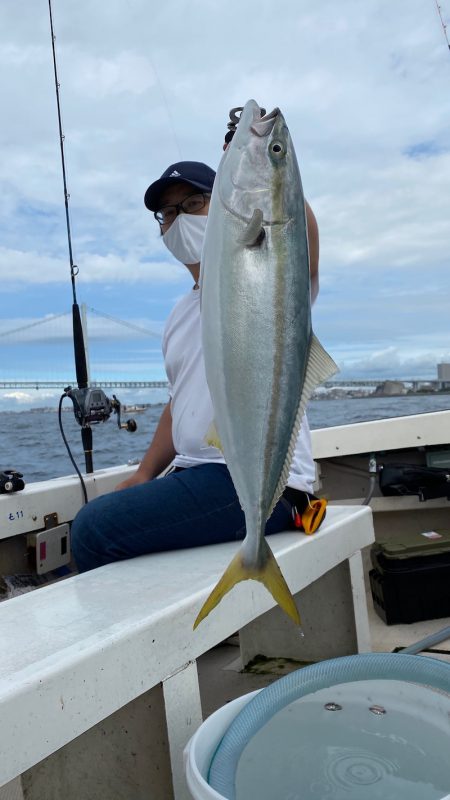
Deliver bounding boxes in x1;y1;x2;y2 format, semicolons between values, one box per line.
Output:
88;307;162;339
0;311;70;339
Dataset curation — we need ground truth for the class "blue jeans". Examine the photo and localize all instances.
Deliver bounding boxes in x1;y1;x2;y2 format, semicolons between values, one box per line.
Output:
71;463;297;573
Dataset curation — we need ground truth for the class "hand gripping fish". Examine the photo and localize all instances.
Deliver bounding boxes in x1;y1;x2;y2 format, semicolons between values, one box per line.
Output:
194;100;338;628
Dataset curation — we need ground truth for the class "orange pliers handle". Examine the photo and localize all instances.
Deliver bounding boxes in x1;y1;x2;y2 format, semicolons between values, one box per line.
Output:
292;497;327;535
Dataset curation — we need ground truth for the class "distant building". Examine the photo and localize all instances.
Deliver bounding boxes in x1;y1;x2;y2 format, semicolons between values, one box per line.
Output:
437;363;450;390
437;363;450;381
373;380;406;396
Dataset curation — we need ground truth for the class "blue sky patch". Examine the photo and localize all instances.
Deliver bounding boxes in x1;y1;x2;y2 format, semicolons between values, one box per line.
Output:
404;141;443;159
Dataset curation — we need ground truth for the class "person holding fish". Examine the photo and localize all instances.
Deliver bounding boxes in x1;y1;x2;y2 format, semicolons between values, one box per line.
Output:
71;102;334;625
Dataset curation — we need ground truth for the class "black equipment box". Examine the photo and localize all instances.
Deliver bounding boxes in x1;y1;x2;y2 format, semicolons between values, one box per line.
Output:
369;530;450;625
379;462;450;502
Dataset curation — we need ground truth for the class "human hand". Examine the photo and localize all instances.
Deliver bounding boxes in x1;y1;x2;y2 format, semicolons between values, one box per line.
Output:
114;469;151;492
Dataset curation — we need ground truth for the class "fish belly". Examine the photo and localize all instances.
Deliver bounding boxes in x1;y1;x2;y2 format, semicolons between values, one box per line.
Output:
201;204;310;533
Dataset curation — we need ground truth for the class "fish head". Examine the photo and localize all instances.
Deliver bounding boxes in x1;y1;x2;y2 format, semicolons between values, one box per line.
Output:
218;99;302;226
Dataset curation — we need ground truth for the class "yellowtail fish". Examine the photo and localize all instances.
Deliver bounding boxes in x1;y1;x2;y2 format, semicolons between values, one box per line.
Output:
194;100;337;628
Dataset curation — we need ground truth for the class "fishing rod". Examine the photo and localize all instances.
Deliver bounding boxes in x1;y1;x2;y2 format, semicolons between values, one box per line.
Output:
48;0;136;484
434;0;450;51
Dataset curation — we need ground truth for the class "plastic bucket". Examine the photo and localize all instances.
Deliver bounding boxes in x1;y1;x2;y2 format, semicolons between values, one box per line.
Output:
184;654;450;800
184;690;258;799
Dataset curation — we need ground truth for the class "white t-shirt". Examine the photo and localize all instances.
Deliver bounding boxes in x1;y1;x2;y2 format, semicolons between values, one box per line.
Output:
162;288;315;493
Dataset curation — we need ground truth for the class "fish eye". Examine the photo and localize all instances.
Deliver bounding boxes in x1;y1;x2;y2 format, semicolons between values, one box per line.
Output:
270;140;285;158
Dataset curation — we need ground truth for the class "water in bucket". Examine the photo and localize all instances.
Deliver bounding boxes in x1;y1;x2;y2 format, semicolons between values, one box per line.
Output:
193;655;450;800
233;681;450;800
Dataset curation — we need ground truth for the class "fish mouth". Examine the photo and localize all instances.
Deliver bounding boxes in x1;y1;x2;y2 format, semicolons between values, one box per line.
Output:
219;101;290;225
251;107;280;137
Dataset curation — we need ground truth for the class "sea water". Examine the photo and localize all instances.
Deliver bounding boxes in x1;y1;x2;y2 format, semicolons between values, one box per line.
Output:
1;393;450;483
234;681;450;800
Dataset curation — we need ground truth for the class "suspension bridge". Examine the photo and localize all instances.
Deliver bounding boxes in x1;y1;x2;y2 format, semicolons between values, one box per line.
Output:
0;307;162;344
0;308;447;392
0;306;166;389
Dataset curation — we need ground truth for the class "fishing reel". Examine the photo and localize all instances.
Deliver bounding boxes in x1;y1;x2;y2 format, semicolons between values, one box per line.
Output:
0;469;25;494
64;386;137;432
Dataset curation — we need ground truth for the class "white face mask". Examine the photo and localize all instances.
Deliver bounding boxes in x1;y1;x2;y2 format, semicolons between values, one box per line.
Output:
162;214;208;265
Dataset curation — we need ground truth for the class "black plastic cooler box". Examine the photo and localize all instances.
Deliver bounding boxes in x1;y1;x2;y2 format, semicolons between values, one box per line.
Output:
369;529;450;625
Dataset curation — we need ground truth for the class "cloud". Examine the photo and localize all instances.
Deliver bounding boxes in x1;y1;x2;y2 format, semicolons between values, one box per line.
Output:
335;346;450;380
1;0;449;383
0;385;169;411
3;391;37;403
0;247;185;285
0;389;63;408
69;51;156;98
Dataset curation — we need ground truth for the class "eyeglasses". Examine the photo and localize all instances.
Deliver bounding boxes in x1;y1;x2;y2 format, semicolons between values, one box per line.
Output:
154;192;211;225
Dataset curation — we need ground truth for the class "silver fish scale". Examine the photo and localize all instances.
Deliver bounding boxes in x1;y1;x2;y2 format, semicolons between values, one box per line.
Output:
201;106;310;552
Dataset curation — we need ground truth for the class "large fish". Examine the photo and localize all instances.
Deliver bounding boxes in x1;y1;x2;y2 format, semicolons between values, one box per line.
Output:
194;100;337;628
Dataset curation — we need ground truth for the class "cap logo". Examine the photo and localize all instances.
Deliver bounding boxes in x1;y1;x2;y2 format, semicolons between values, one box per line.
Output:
170;170;181;177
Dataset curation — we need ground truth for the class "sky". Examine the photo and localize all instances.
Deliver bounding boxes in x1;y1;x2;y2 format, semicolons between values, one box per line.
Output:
1;0;450;410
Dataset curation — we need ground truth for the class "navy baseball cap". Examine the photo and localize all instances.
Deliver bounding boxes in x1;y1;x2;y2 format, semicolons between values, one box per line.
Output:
144;161;216;211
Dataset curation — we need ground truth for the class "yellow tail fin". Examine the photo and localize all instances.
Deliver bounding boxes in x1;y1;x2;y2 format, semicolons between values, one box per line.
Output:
193;541;301;629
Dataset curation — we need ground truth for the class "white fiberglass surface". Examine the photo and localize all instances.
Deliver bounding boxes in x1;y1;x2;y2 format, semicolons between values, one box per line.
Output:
0;506;363;679
235;681;450;800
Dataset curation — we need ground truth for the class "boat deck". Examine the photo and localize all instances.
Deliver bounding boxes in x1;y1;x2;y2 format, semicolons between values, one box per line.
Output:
1;544;449;800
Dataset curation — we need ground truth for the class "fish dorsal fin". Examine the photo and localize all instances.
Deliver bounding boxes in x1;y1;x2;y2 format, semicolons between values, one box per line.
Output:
268;333;338;517
237;209;265;247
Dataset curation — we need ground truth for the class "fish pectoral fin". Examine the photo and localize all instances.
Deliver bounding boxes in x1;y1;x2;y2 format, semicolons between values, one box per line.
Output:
237;208;265;247
204;420;223;451
193;540;301;629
